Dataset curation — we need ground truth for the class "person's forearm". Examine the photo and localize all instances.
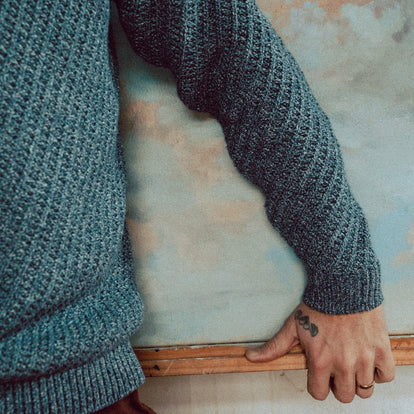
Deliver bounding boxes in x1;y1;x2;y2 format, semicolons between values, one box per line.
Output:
116;0;382;313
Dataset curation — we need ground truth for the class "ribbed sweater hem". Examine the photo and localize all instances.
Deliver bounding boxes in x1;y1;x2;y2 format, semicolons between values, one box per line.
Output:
0;341;145;414
303;281;383;315
302;259;383;314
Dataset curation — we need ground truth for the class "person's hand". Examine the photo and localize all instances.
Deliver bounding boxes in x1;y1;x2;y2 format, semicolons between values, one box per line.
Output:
245;302;395;403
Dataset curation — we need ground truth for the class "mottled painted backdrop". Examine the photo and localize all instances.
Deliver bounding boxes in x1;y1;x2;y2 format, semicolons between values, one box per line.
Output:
111;0;414;347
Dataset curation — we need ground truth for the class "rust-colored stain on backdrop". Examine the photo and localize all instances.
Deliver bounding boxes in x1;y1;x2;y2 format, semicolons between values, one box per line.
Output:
258;0;400;28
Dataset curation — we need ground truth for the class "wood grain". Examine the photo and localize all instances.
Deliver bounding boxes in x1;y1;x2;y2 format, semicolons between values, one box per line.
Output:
134;336;414;377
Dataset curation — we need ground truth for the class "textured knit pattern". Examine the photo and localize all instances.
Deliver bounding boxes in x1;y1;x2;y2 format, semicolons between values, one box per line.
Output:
1;0;382;412
0;1;145;413
116;0;383;313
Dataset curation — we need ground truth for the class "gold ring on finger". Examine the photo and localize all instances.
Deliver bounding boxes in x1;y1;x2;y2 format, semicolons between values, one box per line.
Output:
357;379;375;390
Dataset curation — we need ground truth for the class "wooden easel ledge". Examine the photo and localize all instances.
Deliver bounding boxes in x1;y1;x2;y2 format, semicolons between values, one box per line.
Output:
134;336;414;377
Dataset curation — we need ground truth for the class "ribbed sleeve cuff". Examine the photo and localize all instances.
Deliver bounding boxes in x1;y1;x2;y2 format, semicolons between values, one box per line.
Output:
302;258;384;314
0;342;145;414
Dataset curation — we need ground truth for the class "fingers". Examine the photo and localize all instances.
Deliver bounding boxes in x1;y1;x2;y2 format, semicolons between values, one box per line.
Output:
246;303;395;404
331;370;356;403
375;344;396;384
307;352;355;403
355;376;375;399
350;344;395;400
245;314;299;362
307;356;331;401
375;365;395;384
310;349;380;402
355;352;376;399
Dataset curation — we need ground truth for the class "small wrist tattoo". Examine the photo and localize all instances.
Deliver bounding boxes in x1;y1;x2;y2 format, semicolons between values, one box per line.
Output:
294;309;319;337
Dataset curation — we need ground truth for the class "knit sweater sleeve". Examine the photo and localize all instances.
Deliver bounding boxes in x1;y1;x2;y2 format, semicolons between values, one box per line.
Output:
115;0;383;314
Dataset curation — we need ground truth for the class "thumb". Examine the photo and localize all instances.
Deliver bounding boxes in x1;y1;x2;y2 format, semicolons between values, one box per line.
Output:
245;313;299;362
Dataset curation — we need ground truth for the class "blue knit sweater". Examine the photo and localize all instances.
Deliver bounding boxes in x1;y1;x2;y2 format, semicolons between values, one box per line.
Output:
0;0;382;412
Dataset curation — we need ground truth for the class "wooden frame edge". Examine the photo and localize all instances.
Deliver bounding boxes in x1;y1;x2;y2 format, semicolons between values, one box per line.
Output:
134;336;414;377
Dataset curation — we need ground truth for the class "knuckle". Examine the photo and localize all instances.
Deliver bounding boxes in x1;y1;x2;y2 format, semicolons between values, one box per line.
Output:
360;349;375;365
309;353;331;372
308;386;329;401
336;354;355;376
378;371;395;383
337;363;353;377
358;358;375;375
375;366;396;383
357;390;373;399
330;378;355;403
387;367;396;382
375;343;392;361
331;381;355;403
263;340;277;354
335;392;355;404
310;391;329;401
375;346;386;360
312;358;329;373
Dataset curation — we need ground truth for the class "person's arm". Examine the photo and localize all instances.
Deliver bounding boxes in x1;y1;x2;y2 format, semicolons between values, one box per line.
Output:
115;0;394;401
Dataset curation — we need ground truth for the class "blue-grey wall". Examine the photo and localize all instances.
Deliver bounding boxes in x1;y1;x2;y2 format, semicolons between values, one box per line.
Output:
112;0;414;347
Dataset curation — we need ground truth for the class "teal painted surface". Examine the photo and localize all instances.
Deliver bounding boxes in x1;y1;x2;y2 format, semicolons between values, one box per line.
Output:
112;1;414;347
